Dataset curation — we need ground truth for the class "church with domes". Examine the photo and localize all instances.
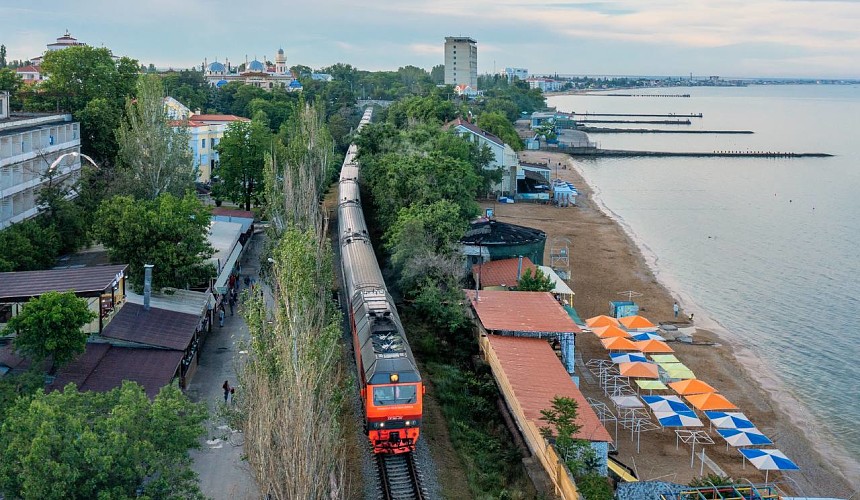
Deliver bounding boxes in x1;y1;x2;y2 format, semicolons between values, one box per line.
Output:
202;47;301;91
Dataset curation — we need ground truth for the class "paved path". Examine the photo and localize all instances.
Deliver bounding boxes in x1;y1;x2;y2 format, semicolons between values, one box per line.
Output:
187;234;263;500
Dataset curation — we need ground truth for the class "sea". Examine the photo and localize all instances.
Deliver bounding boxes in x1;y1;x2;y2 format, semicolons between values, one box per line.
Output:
548;85;860;483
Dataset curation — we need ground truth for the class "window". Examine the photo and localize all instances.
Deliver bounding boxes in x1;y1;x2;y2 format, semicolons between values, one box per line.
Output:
373;384;418;406
201;138;206;148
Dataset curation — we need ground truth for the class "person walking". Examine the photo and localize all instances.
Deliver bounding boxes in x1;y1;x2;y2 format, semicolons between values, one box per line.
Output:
229;387;236;405
673;301;679;319
218;304;225;327
222;380;230;402
228;291;236;316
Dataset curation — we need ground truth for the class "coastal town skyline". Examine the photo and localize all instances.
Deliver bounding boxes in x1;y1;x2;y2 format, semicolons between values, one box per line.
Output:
3;0;860;79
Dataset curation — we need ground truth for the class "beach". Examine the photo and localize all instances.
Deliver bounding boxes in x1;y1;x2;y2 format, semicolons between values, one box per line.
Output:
483;150;856;496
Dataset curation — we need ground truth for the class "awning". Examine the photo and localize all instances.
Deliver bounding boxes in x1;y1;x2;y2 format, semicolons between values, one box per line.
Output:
213;242;243;294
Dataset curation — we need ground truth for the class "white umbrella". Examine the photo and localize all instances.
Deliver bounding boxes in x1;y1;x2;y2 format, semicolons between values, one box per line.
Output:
739;448;799;483
717;427;772;449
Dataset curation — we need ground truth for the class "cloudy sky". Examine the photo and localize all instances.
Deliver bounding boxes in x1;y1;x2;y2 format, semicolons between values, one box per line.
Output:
3;0;860;78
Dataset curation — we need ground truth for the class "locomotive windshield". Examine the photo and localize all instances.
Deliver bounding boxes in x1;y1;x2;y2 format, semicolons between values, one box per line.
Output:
373;384;418;406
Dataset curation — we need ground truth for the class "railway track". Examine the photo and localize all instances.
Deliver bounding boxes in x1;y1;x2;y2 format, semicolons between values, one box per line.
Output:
378;453;426;500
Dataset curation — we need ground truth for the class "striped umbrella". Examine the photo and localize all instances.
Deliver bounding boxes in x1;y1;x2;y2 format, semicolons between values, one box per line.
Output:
718;428;772;448
739;448;799;483
704;411;755;430
654;410;703;428
631;331;666;342
610;352;648;364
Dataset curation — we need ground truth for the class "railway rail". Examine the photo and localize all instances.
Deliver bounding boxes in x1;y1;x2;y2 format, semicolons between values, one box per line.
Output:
377;452;426;500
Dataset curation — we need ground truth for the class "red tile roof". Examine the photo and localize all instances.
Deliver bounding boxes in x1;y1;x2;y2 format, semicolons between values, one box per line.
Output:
49;344;183;399
0;264;128;301
487;335;612;442
465;289;580;334
102;302;199;350
15;65;41;73
472;257;537;288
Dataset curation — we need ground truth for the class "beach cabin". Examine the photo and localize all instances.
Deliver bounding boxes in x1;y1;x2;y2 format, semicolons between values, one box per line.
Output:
552;179;578;207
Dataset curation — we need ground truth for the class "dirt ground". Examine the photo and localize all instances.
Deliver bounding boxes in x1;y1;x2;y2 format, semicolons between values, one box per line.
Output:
477;150;855;497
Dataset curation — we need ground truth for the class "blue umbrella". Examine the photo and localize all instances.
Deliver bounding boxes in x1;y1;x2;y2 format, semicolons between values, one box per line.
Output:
654;410;703;427
718;428;772;448
631;332;666;341
705;411;755;430
643;395;691;413
739;448;799;483
610;352;648;364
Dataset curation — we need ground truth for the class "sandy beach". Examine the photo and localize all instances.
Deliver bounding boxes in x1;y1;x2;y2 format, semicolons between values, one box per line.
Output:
482;150;856;497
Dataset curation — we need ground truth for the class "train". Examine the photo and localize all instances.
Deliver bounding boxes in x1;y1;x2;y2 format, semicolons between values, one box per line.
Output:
338;108;423;454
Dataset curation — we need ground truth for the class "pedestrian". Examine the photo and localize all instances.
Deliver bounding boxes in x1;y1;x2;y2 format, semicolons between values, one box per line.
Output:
231;287;238;304
228;291;236;316
222;380;230;402
218;304;225;327
673;301;679;319
244;275;250;287
230;387;235;404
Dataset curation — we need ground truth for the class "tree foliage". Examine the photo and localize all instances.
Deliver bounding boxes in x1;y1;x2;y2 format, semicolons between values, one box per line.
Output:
3;291;96;370
0;382;207;500
477;111;524;151
213;113;271;210
94;194;214;289
0;219;60;272
517;267;555;292
115;74;194;199
540;396;598;477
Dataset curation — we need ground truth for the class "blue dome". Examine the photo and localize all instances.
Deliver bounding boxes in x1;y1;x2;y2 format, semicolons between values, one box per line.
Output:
247;60;265;72
216;80;228;88
208;61;226;72
289;79;303;88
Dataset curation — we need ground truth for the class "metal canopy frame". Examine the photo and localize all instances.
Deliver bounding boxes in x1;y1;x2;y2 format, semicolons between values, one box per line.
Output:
675;430;715;468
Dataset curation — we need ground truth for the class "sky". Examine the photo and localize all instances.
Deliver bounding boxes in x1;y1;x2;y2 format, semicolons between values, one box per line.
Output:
3;0;860;79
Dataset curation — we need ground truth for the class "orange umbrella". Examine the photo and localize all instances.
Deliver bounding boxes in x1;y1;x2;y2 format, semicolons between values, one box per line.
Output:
587;315;620;328
669;379;717;395
592;324;631;339
685;392;738;411
619;362;659;379
601;337;640;351
619;315;656;330
633;339;675;353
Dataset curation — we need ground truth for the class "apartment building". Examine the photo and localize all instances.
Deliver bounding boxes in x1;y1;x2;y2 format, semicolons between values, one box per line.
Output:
444;37;478;89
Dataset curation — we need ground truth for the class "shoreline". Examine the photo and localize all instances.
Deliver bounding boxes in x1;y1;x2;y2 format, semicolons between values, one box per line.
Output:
509;150;857;495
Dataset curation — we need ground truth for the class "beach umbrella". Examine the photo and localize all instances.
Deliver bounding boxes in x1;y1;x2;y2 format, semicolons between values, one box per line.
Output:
634;339;675;353
739;448;799;483
669;379;717;395
587;315;620;328
685;392;738;411
654;410;703;428
601;336;640;351
704;411;755;430
610;352;648;364
635;379;668;394
651;354;680;364
619;315;656;330
642;395;691;413
619;361;659;379
660;363;696;380
718;428;772;448
632;331;666;342
593;324;631;339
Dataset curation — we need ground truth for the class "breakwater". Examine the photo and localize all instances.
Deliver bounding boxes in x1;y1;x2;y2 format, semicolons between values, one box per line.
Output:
571;112;703;118
577;127;753;134
600;93;691;98
577;119;692;125
553;146;832;158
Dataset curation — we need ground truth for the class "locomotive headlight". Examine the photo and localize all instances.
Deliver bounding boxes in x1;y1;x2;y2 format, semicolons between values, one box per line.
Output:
390;373;399;383
379;422;385;428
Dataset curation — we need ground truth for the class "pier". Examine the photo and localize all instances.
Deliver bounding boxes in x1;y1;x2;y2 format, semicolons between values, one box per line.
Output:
599;93;691;98
577;119;692;125
577;127;753;134
549;146;832;158
571;112;703;118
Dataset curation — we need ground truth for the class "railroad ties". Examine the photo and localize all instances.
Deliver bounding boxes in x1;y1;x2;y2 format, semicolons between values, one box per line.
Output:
378;453;426;500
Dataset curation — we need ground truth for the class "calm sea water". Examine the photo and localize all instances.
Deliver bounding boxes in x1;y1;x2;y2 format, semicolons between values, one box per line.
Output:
548;86;860;472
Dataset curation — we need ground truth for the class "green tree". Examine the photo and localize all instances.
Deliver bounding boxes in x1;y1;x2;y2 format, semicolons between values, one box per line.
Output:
0;220;61;271
0;67;21;93
35;166;88;254
0;44;6;68
517;267;555;292
477;111;524;150
115;74;194;199
3;291;96;371
0;382;207;500
37;46;139;167
214;113;271;210
430;64;445;84
94;193;215;289
539;396;597;477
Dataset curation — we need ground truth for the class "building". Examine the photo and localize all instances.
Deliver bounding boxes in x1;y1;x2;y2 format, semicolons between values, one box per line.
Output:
444;37;478;89
460;218;547;267
202;48;301;91
15;65;45;85
525;77;564;92
165;98;250;183
1;105;82;229
29;31;87;65
504;67;528;82
446;118;517;195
